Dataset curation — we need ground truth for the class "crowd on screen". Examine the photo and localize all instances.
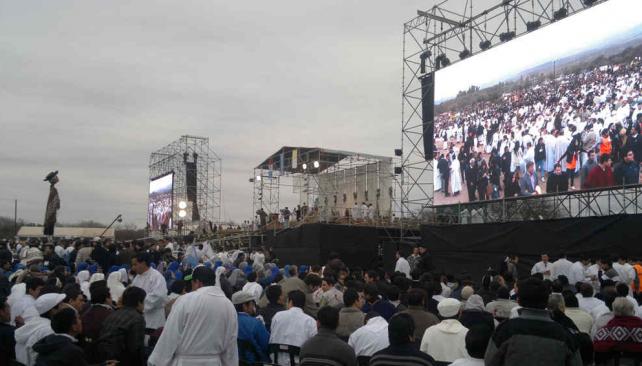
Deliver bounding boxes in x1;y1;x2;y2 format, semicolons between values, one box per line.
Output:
433;57;642;203
1;235;642;366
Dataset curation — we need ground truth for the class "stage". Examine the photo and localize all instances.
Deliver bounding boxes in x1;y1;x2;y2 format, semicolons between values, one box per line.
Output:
266;214;642;279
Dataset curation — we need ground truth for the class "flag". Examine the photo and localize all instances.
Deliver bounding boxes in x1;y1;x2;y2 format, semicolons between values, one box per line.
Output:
292;149;298;169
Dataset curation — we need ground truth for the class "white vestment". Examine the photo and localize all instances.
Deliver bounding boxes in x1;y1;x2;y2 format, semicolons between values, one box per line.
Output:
450;158;463;193
148;286;238;366
131;267;168;329
543;134;557;172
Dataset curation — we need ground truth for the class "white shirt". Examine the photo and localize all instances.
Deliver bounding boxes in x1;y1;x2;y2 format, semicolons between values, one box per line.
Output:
565;308;593;334
531;261;552;280
450;358;485;366
394;257;411;279
613;262;636;285
148;286;238;366
420;319;469;363
14;317;53;366
10;294;38;326
242;282;264;303
577;295;605;315
132;267;168;329
552;258;573;280
253;252;265;266
568;261;587;285
348;316;389;357
270;307;317;346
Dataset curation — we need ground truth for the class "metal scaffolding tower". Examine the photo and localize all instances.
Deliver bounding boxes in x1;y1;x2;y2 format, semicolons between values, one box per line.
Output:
148;135;222;231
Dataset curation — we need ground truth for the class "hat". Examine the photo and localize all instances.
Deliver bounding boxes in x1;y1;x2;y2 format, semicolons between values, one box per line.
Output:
35;293;66;315
92;237;101;242
44;171;58;182
460;286;474;301
437;298;462;318
24;247;44;265
231;291;255;305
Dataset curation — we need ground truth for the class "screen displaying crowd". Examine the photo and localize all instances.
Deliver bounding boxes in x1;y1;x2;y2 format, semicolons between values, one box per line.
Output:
148;173;174;232
432;0;642;206
1;237;641;365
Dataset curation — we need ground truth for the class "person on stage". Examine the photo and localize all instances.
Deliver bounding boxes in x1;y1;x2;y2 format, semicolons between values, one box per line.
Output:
43;171;60;238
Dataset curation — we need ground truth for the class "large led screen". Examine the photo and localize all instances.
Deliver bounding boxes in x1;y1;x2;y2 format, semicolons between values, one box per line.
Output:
432;0;642;206
148;173;174;230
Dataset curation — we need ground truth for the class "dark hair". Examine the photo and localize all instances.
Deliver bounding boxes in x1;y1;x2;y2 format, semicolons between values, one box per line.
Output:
616;282;630;297
465;324;494;358
169;280;186;295
288;290;306;309
364;284;379;300
25;277;45;292
135;252;152;267
599;154;611;164
51;308;78;334
388;313;415;345
343;288;359;307
247;272;257;282
387;286;400;302
580;283;594;298
365;270;378;281
266;285;282;305
322;275;336;286
304;274;322;288
90;284;110;304
288;266;297;277
562;290;578;308
603;288;618;311
496;286;510;300
517;277;549;309
192;267;216;286
63;285;83;304
122;286;146;308
407;288;426;306
553;163;562;170
317;306;340;330
0;296;7;310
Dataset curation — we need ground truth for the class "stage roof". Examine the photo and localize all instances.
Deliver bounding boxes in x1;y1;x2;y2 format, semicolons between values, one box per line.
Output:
255;146;391;174
17;227;115;239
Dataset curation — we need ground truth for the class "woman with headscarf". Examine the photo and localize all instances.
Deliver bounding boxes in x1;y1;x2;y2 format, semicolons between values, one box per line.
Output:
76;269;91;299
107;271;125;304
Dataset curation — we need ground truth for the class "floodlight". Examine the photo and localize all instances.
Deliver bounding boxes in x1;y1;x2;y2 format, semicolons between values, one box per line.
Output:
583;0;597;5
178;201;187;209
526;20;541;32
553;8;567;21
499;31;516;42
313;161;320;168
255;175;262;182
178;210;187;218
302;163;307;170
459;49;471;59
479;40;492;50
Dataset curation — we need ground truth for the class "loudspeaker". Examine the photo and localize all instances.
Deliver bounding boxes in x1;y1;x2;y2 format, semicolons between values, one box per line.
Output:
421;73;435;161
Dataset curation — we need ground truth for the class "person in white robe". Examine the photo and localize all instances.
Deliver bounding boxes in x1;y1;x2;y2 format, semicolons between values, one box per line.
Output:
434;158;442;192
107;271;126;304
148;267;238;366
450;156;462;195
543;133;557;173
131;253;167;330
269;290;317;365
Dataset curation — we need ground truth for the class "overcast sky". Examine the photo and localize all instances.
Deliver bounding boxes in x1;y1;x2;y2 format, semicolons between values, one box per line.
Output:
2;0;459;227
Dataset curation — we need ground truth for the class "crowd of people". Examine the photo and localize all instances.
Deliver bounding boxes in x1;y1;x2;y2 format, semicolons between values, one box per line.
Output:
434;57;642;203
1;236;642;365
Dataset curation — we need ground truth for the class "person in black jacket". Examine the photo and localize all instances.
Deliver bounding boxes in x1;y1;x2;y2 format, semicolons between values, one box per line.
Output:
534;137;546;182
465;159;479;202
501;146;512;191
613;150;640;185
546;164;569;193
0;296;15;365
34;308;117;366
437;154;451;197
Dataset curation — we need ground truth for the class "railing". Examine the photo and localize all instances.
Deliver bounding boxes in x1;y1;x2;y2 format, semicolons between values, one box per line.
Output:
428;184;642;225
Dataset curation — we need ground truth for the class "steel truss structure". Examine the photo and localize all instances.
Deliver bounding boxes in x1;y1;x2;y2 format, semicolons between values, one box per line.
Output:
252;147;394;226
148;135;222;231
430;184;642;224
401;0;611;219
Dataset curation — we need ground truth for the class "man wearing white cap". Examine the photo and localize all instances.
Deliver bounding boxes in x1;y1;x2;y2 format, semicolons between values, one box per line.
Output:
420;298;469;363
14;292;66;366
233;290;270;364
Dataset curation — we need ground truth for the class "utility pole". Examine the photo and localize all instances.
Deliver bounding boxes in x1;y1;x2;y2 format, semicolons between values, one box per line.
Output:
14;199;17;236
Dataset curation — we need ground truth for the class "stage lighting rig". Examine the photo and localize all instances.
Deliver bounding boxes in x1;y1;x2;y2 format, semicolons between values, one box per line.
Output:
499;31;516;42
178;201;187;209
255;175;261;182
526;20;541;32
553;8;568;21
459;49;471;60
178;210;187;218
479;40;491;50
436;53;450;69
302;163;308;170
583;0;597;6
313;161;320;168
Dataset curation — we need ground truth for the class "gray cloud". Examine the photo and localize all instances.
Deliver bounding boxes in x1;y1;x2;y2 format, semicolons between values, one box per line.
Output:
0;0;494;226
